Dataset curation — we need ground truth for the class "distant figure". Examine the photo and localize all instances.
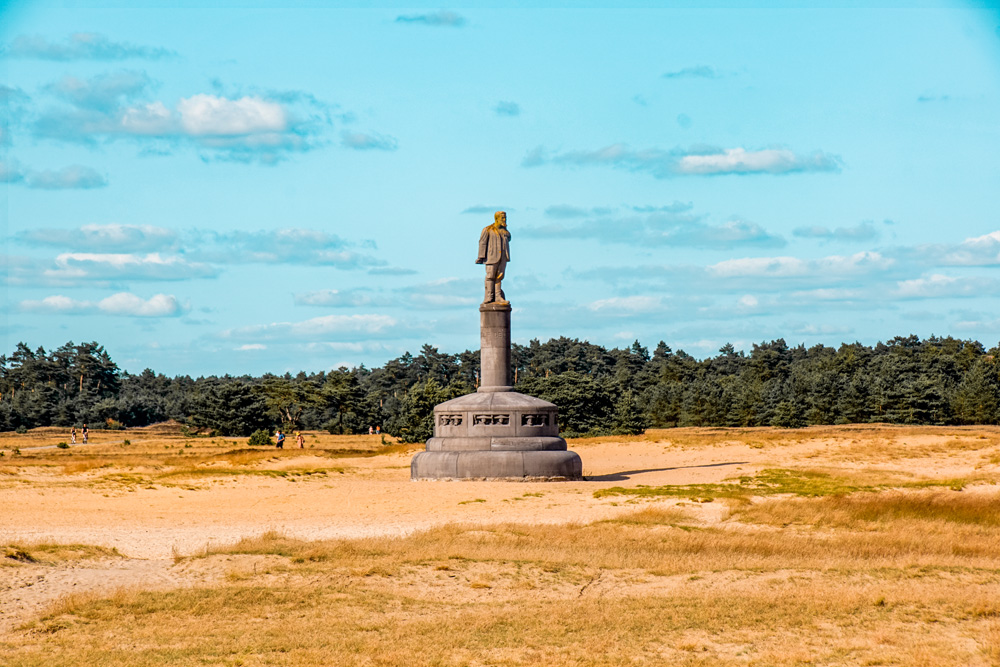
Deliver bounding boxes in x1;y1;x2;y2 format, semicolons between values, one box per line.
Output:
376;425;381;435
82;423;89;444
296;432;304;449
368;426;374;435
476;210;511;304
71;427;76;444
275;429;285;449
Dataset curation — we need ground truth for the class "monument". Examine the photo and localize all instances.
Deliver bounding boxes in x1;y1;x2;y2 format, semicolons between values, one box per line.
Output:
410;211;583;481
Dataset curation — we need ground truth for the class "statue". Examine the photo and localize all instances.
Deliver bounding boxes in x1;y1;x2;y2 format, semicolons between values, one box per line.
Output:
476;211;511;305
409;207;582;481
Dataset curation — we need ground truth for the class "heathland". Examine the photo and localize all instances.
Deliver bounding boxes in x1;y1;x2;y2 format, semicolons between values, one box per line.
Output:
1;423;999;666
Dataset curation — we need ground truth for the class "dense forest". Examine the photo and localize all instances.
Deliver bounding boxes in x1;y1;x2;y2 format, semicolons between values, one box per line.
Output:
2;335;999;442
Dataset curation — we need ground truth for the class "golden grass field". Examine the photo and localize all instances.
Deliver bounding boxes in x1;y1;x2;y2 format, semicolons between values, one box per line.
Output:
2;423;1000;666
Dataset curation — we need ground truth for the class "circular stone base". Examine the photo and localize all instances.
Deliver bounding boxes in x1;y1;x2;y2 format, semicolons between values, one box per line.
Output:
411;450;582;481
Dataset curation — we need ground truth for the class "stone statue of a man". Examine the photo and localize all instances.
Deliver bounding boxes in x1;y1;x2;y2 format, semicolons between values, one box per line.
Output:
476;210;511;304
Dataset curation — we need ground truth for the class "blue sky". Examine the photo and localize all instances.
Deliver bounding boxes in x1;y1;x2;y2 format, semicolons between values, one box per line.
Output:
2;1;999;376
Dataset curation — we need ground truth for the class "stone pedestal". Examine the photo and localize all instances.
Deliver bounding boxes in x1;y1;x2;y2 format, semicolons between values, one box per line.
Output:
411;302;582;481
479;303;512;392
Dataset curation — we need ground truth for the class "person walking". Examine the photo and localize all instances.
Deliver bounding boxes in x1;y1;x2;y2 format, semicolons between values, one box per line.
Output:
71;427;76;444
275;429;285;449
296;432;304;448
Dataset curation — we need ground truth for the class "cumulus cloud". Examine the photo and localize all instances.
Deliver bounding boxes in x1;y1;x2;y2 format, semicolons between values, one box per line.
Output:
1;159;108;189
523;144;841;178
44;70;153;111
524;205;784;250
708;251;892;279
20;292;183;317
544;204;615;219
293;289;378;307
25;165;107;189
340;131;398;151
33;85;331;163
395;10;467;27
662;65;721;79
2;33;174;61
295;278;480;310
494;101;520;117
16;224;178;252
236;344;267;351
223;314;404;342
45;253;218;282
178;94;287;135
12;224;385;275
893;274;1000;299
202;229;385;269
793;220;879;242
587;295;665;313
929;230;1000;266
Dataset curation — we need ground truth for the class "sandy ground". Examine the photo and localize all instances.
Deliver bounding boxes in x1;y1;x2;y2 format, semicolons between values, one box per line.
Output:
2;426;998;637
0;439;761;559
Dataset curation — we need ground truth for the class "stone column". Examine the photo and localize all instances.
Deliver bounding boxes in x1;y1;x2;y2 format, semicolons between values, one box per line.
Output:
479;302;512;392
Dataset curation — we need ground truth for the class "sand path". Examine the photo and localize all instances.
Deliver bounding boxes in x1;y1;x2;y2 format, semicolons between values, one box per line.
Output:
0;440;760;560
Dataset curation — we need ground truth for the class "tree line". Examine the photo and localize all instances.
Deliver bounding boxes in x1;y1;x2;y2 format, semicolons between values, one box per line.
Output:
2;335;998;442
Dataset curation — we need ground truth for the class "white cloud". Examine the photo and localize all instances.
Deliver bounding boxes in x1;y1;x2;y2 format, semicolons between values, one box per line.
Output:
677;148;827;175
236;344;267;351
588;296;663;313
293;289;375;307
20;292;183;317
941;230;1000;266
17;223;177;251
98;292;182;316
709;251;892;278
341;131;398;151
3;33;174;61
33;89;331;163
738;295;759;308
793;220;880;242
524;143;841;178
223;314;402;341
894;274;998;299
25;165;107;189
177;94;287;136
46;252;217;281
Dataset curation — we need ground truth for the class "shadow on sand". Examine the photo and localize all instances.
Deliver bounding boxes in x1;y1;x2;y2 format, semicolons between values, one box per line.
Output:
586;460;749;482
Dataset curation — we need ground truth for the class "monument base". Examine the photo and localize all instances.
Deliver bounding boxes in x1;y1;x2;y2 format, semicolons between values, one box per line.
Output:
411;450;583;481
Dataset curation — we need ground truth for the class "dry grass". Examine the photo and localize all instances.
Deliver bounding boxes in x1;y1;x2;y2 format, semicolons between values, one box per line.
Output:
4;494;1000;666
2;542;119;567
0;427;413;491
3;424;1000;665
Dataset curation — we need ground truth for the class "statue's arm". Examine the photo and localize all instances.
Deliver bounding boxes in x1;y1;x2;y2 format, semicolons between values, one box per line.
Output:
476;228;489;264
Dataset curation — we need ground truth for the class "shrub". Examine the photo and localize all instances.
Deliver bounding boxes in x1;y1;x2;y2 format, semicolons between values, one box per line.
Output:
15;425;27;434
105;419;125;431
247;429;273;447
56;442;69;449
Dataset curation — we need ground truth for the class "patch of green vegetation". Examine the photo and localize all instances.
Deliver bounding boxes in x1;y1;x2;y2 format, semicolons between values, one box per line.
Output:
593;468;969;501
458;498;487;505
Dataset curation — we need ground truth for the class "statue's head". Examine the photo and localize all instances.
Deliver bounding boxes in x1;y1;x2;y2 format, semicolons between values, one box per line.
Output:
494;210;507;228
